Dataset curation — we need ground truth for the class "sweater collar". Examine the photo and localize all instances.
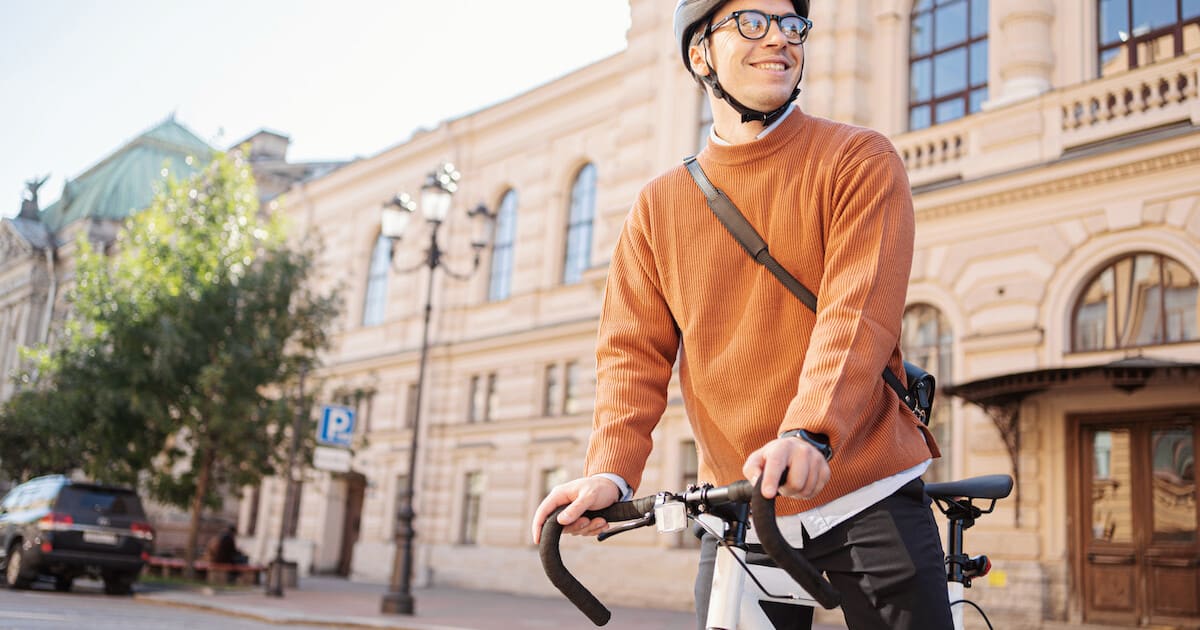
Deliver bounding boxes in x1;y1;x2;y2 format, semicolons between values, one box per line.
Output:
700;107;809;167
709;104;797;146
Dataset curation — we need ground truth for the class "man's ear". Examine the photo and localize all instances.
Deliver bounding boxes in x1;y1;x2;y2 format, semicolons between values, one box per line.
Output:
688;43;711;77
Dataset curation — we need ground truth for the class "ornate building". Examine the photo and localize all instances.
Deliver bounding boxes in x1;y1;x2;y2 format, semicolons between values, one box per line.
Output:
249;1;1200;627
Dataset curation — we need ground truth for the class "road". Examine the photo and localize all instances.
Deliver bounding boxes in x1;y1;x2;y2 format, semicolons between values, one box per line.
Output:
0;579;330;630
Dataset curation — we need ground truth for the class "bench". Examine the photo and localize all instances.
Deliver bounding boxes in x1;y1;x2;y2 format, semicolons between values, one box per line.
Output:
144;555;267;586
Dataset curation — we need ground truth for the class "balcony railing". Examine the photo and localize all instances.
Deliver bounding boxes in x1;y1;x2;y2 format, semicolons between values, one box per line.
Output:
896;54;1200;190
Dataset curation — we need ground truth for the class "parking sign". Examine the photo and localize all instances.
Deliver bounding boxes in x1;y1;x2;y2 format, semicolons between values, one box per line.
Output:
318;405;356;447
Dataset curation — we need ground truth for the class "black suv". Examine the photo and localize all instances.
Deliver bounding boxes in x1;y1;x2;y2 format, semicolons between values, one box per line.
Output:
0;475;154;594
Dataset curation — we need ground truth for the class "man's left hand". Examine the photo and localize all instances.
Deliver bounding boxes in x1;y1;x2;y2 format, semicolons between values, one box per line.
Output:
743;436;831;500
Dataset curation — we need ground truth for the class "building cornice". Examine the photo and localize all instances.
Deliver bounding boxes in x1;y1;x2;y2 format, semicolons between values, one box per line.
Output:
916;142;1200;221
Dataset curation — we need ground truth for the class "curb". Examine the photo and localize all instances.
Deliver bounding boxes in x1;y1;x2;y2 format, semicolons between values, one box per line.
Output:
133;591;470;630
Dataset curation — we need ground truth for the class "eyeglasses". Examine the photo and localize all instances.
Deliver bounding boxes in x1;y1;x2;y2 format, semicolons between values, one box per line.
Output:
708;10;813;45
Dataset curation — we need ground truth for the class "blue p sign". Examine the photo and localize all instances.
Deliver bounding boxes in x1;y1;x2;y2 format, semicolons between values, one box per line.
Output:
318;405;356;447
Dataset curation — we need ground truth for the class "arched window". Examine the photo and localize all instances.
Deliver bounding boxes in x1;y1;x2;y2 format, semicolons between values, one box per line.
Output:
902;304;954;483
362;234;391;326
488;189;518;302
563;163;597;285
909;0;989;130
1098;0;1200;78
1072;252;1199;352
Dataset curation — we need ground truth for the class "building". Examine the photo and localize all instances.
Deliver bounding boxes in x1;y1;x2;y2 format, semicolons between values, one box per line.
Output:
254;1;1199;627
0;118;349;553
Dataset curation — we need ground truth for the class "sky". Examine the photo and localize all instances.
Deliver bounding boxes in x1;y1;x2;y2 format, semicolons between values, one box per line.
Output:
0;1;632;217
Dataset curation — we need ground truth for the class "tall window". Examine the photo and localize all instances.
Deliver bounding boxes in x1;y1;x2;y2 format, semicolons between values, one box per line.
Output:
563;163;597;285
901;304;954;483
362;234;391;326
697;95;714;151
543;363;560;417
564;360;584;415
460;471;484;544
677;440;701;549
245;485;261;537
392;474;410;537
404;383;419;429
489;189;518;301
909;0;989;130
468;372;498;422
1072;253;1199;352
1098;0;1200;77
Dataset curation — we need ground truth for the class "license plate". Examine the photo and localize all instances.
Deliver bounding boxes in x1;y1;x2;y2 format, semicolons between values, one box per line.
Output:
83;531;119;545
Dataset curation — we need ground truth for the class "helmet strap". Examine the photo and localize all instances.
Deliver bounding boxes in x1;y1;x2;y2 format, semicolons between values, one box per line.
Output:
697;50;805;127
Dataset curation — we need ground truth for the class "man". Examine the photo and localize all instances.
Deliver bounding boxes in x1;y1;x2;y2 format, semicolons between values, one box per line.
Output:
532;1;950;628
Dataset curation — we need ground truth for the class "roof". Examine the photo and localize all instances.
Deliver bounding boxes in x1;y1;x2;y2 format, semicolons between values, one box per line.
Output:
39;118;213;233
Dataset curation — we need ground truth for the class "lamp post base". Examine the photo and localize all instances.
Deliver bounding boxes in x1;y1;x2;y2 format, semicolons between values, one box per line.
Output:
381;591;415;615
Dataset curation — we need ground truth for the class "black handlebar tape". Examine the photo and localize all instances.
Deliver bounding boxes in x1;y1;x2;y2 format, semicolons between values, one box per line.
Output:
749;479;843;609
540;506;610;625
538;498;656;626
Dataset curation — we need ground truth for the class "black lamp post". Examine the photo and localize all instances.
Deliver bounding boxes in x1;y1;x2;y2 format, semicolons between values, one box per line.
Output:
380;163;492;615
266;366;306;597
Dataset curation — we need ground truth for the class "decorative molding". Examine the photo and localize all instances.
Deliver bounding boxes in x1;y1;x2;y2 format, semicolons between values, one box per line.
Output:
917;147;1200;221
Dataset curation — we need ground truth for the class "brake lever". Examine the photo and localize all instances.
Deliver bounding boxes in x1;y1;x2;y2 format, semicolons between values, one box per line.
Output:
597;512;654;541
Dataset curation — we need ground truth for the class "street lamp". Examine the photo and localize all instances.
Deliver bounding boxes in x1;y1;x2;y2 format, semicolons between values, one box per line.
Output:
266;366;306;597
380;163;493;616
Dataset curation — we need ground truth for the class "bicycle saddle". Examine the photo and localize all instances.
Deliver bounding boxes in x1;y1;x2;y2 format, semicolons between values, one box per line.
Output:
925;475;1013;501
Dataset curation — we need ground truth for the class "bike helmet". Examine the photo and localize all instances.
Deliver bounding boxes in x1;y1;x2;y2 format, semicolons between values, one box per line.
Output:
673;0;810;125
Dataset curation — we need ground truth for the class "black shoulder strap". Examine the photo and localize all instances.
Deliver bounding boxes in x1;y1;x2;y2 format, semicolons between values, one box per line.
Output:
683;156;914;410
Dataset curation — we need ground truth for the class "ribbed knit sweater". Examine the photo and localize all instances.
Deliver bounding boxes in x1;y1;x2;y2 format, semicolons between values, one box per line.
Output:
585;111;939;516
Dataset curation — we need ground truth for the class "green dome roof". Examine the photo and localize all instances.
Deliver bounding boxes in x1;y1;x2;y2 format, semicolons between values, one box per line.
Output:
40;118;213;233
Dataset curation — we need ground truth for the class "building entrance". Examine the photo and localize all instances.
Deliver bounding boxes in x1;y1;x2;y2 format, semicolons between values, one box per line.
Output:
336;472;366;576
1075;409;1198;627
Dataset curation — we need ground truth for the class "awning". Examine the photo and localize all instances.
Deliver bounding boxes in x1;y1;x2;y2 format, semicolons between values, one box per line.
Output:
941;356;1200;526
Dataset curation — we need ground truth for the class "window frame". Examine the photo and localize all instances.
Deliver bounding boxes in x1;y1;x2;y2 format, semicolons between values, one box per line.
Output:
562;163;597;285
908;0;989;131
1070;252;1200;353
1097;0;1200;76
362;233;392;327
488;189;518;302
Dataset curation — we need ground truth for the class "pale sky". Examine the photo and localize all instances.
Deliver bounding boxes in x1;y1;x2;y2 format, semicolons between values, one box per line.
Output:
0;1;632;217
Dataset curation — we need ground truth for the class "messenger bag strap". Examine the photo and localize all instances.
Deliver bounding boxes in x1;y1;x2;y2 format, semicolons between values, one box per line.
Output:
683;155;914;410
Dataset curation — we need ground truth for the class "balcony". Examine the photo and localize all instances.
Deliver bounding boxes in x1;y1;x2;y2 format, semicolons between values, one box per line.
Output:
895;54;1200;191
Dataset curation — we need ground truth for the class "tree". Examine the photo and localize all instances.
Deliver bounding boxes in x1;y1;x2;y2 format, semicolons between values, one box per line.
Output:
0;152;340;575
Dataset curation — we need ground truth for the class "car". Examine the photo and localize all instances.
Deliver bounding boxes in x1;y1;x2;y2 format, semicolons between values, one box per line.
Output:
0;475;154;594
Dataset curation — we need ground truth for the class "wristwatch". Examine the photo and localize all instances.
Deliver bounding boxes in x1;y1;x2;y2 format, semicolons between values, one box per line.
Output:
780;429;833;462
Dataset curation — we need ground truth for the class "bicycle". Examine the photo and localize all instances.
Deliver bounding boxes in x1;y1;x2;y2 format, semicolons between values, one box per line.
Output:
540;472;1013;629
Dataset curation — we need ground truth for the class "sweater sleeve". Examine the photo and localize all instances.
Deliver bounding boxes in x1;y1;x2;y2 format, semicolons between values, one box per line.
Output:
584;197;679;493
778;139;914;448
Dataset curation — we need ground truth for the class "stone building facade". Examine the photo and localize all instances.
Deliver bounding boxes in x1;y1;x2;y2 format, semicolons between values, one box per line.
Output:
248;1;1200;627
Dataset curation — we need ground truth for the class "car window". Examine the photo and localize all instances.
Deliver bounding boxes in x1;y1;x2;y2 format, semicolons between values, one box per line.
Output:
0;487;25;512
55;487;146;519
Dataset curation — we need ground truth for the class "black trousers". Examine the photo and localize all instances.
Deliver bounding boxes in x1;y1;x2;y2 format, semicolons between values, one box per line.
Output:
694;478;953;630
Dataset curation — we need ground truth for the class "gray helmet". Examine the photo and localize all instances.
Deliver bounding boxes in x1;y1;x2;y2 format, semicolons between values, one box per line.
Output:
673;0;810;72
672;0;811;126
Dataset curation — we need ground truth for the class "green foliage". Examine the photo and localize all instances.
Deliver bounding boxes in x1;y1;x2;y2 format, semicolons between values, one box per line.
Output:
0;152;340;511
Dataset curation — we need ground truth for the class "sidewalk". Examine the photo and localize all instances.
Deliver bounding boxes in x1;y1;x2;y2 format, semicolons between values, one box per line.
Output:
136;576;699;629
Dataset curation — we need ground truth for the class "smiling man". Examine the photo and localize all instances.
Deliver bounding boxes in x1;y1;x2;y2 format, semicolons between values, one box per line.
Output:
532;2;951;628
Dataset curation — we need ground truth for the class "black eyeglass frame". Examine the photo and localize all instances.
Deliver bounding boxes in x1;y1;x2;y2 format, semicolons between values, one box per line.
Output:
706;10;813;45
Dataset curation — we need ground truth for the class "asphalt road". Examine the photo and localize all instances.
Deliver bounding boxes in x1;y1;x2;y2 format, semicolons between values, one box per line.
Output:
0;579;331;630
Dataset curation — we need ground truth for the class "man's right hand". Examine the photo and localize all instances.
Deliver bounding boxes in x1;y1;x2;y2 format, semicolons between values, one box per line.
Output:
530;476;621;545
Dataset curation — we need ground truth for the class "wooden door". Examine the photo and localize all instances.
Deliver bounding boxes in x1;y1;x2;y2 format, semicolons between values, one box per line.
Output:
336;473;366;576
1078;411;1199;627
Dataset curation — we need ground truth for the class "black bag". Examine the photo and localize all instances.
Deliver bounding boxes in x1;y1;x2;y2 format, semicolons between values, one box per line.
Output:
683;157;935;425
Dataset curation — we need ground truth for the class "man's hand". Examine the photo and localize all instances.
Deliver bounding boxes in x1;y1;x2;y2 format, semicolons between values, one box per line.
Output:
743;436;831;500
531;476;621;544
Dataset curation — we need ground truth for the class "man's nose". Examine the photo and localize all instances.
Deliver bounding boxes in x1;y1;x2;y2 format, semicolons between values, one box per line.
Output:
761;18;789;46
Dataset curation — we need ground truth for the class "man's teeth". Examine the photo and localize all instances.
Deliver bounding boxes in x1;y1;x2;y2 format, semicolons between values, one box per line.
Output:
755;63;785;70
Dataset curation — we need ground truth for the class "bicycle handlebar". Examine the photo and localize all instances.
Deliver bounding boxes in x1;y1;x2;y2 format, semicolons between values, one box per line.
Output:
538;478;841;626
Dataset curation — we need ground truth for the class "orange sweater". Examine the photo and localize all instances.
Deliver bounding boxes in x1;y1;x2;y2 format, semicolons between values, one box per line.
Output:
585;111;938;515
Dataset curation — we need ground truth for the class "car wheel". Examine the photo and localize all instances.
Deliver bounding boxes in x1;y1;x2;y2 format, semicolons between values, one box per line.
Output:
53;575;73;592
102;571;135;596
4;545;33;589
